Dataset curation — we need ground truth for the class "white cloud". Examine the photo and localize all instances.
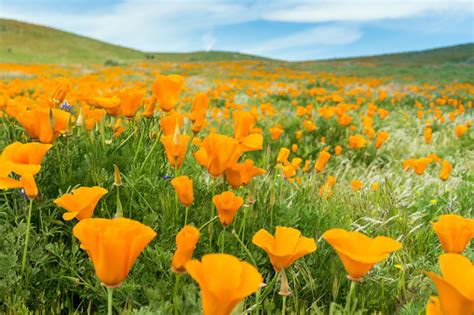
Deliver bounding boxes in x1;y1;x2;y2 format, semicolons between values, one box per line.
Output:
262;0;474;23
246;25;362;55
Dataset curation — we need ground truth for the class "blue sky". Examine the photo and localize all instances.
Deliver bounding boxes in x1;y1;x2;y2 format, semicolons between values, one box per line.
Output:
1;0;473;61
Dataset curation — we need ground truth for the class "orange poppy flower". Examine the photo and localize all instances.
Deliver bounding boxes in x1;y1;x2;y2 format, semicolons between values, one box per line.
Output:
252;226;317;272
171;176;194;207
439;160;452;181
172;225;200;273
190;92;209;122
424;126;432;144
426;254;474;315
431;214;474;254
91;96;121;115
117;88;143;118
454;125;468;138
73;218;156;288
351;179;363;191
194;133;240;177
16;108;71;143
335;145;342;156
270;125;284;140
371;182;379;191
54;186;108;221
314;150;331;172
212;191;244;227
185;253;263;315
375;131;389;149
225;159;266;188
323;229;402;281
50;78;71;106
0;142;52;176
152;74;184;112
161;134;190;168
143;96;157;118
233;111;255;141
348;135;367;149
276;147;290;164
159;112;184;136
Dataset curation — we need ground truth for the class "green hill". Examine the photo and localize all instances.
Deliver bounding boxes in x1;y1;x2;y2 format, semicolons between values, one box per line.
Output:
0;19;266;64
317;43;474;65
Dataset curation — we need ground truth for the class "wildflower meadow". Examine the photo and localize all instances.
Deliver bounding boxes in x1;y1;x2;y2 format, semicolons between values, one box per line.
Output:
0;40;473;315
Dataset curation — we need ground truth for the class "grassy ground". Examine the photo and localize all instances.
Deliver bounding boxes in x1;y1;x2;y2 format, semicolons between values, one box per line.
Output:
0;60;473;313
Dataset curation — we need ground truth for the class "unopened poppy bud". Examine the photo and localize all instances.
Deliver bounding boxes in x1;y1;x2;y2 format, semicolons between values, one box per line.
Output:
113;164;122;186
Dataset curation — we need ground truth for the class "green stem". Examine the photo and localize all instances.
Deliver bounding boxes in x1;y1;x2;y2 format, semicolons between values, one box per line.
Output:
181;133;195;168
345;280;356;313
199;216;218;231
21;198;34;275
231;229;257;266
220;227;226;253
138;129;162;174
173;274;181;315
282;295;287;315
107;287;114;315
132;120;145;165
184;206;189;226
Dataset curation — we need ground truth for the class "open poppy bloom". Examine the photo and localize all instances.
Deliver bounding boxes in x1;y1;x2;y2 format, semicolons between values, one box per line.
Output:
351;179;363;191
454;124;468;138
431;214;474;254
270;125;284;140
171;176;194;207
314;150;331;172
426;254;474;315
73;218;156;288
152;74;184;112
54;186;108;221
375;131;389;148
50;78;71;106
348;135;367;149
225;159;266;188
212;191;244;227
189;92;209;122
185;253;263;315
252;226;317;272
0;173;37;199
323;229;401;281
117;88;143;118
159;112;184;136
161;134;190;168
439;160;452;181
16;108;71;143
0;142;52;176
172;225;200;273
194;133;241;177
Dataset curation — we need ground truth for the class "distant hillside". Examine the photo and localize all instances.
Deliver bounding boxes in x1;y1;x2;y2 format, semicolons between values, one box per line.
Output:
0;19;267;64
315;43;474;65
0;18;472;67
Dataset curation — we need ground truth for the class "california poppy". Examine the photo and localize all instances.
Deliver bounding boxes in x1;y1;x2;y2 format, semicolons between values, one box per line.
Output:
314;150;331;172
152;74;184;112
335;145;342;156
212;191;244;227
172;225;200;273
161;133;190;168
270;125;284;140
424;126;432;144
185;253;263;315
54;186;108;221
190;93;209;122
431;214;474;254
50;78;71;106
224;159;266;188
194;133;240;177
117;88;143;118
16;108;71;143
454;125;468;138
252;226;316;272
375;131;389;149
351;180;363;191
348;135;367;149
426;254;474;315
439;160;452;181
323;228;402;281
73;218;156;288
0;142;52;176
171;176;194;207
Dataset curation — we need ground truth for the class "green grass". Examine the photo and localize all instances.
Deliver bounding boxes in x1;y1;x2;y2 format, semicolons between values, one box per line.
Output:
0;61;472;314
0;19;268;65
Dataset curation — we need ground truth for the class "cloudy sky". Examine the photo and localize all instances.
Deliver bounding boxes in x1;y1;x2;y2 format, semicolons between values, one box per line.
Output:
1;0;473;61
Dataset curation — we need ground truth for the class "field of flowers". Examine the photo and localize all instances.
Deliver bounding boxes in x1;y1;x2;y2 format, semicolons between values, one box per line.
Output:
0;60;472;314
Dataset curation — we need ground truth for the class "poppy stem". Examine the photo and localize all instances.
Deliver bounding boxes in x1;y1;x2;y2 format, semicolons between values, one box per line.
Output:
220;227;226;253
107;287;114;315
132;120;145;165
184;206;189;226
181;133;195;168
231;229;257;267
199;216;218;231
21;198;34;276
345;280;356;313
173;274;181;315
138;129;162;174
281;295;287;315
